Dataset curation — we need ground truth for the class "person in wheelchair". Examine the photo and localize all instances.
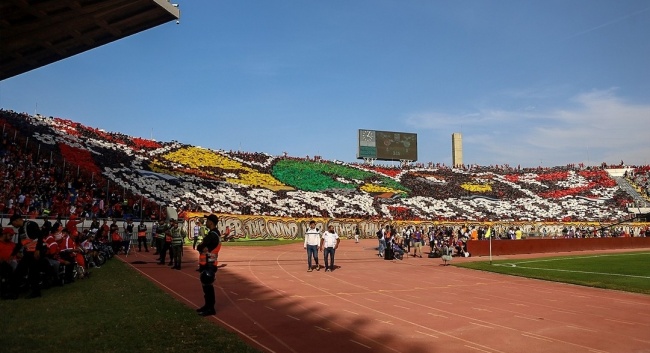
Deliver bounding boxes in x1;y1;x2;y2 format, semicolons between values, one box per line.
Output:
81;234;100;269
392;241;406;260
389;233;407;260
57;229;78;283
42;228;63;285
110;229;123;255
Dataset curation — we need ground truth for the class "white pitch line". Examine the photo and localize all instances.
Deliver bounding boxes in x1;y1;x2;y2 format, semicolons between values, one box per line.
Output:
344;309;359;315
286;315;300;321
265;306;275;311
494;264;650;279
502;252;650;266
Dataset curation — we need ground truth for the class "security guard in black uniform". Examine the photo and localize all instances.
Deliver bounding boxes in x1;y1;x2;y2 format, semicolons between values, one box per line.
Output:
195;214;221;316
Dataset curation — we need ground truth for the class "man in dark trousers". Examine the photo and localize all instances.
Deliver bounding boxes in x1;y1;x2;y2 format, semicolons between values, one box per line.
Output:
9;214;46;298
195;214;221;316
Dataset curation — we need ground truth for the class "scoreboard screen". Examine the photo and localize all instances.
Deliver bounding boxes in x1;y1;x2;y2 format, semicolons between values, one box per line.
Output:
357;129;418;161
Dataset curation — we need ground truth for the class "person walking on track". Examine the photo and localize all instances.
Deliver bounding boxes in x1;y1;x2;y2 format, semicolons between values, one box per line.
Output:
320;224;340;272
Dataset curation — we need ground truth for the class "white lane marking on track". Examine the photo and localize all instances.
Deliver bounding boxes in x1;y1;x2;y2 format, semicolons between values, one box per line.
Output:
473;307;492;312
416;330;438;338
552;309;579;315
566;325;599;333
121;258;281;353
515;315;539;321
428;313;448;318
521;333;554;342
350;340;372;349
470;322;494;329
605;318;639;325
464;345;495;353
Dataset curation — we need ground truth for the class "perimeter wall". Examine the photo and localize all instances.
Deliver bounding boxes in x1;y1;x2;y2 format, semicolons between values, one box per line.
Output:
186;214;650;254
9;213;648;256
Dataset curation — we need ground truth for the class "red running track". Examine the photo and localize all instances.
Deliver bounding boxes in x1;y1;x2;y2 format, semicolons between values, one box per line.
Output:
120;240;650;353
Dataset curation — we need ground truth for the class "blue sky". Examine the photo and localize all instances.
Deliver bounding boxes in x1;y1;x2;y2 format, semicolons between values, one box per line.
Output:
1;0;649;167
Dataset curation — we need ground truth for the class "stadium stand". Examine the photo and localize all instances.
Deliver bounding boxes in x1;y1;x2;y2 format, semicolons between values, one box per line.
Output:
0;109;643;223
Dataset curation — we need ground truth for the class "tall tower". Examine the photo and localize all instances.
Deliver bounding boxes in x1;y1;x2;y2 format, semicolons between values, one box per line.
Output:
451;132;463;167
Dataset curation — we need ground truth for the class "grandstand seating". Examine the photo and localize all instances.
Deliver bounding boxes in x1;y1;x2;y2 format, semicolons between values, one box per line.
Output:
0;109;642;222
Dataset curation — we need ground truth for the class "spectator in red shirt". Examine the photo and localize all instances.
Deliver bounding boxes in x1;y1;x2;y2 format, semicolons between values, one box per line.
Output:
57;229;77;284
66;214;80;239
42;230;61;281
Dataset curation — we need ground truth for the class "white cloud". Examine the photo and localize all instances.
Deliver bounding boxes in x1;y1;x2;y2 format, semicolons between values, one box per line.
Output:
406;89;650;167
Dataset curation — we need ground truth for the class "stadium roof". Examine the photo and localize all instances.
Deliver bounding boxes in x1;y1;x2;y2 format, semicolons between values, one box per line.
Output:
0;0;180;81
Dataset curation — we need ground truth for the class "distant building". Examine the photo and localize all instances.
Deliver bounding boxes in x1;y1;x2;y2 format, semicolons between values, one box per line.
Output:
452;133;463;167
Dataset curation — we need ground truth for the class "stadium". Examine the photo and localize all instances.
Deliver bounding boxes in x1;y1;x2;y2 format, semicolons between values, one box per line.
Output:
1;2;650;353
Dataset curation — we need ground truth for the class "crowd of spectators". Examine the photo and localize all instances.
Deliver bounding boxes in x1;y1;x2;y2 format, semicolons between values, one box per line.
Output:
625;166;650;202
0;108;644;224
0;213;160;299
1;110;162;221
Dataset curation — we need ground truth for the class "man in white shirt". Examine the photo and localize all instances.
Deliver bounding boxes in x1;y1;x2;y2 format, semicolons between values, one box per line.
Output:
320;224;340;272
303;221;321;272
